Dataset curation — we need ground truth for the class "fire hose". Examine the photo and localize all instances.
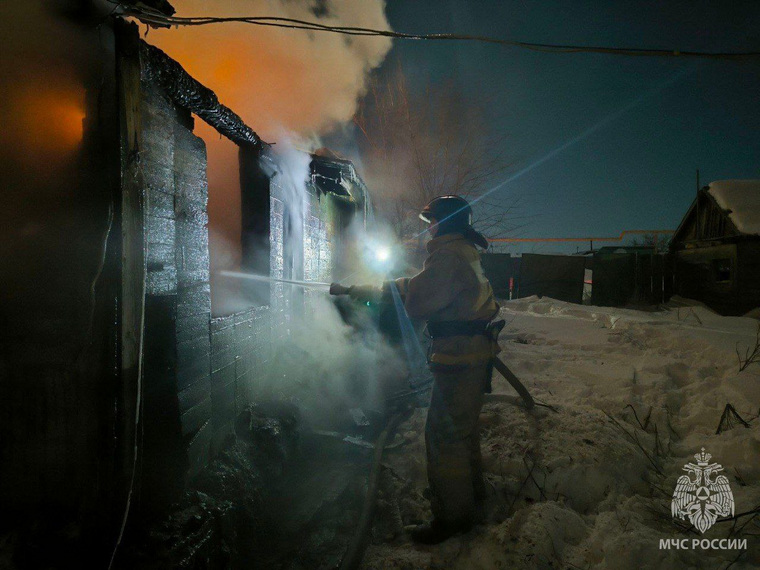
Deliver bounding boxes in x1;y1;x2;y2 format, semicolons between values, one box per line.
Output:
331;285;536;568
338;410;406;570
337;358;536;570
329;284;535;409
492;356;534;410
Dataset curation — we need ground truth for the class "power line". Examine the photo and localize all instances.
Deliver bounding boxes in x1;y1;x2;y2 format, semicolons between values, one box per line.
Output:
118;6;759;60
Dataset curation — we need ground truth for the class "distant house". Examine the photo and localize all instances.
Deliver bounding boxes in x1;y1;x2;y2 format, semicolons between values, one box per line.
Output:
670;180;760;315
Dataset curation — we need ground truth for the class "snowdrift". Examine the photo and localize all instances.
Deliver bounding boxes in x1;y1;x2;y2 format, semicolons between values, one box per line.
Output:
363;296;760;569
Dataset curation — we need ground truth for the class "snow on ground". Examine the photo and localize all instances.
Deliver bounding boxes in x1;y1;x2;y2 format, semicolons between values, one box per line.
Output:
362;296;760;570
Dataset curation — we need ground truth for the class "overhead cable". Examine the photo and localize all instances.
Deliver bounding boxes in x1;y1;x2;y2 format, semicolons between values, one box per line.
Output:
117;6;760;60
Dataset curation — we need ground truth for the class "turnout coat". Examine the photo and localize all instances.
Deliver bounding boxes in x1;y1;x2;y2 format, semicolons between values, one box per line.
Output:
393;233;499;366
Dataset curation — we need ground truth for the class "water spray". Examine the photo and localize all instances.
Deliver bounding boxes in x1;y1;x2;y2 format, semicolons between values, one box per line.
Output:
388;282;432;390
220;270;331;289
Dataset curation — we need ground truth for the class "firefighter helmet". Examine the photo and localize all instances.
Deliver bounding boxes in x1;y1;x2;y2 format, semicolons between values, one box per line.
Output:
419;195;472;229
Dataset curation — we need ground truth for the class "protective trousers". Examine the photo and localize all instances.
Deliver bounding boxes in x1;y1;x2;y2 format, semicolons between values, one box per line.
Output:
425;362;488;528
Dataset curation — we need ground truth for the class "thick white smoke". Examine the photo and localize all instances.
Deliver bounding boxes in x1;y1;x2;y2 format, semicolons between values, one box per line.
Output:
213;137;408;428
148;1;393;312
150;0;393;139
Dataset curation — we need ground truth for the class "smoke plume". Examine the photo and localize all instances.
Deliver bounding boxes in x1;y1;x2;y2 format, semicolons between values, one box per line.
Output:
150;0;393;139
213;137;407;425
148;1;393;306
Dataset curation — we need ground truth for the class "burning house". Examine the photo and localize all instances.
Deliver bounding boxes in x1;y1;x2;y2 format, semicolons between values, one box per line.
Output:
0;12;372;564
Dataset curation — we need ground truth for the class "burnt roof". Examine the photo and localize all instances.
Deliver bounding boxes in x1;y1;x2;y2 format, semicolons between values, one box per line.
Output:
309;153;366;200
138;35;262;150
121;0;175;17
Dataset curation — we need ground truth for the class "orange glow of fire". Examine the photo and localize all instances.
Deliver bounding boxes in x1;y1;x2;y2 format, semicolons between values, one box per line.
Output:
4;88;86;162
151;34;333;140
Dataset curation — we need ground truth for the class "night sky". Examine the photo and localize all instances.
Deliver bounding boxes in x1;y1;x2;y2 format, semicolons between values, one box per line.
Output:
356;1;760;253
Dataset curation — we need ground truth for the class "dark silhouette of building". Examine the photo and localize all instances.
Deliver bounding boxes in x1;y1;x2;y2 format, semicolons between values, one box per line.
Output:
670;180;760;315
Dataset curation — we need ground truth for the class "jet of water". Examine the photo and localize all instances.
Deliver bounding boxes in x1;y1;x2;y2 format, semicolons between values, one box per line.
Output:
220;270;331;289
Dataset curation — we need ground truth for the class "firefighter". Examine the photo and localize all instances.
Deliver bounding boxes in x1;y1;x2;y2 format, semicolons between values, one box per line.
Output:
330;195;499;544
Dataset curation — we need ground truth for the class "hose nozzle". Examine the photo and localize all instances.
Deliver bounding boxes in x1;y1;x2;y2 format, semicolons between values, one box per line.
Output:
330;283;351;296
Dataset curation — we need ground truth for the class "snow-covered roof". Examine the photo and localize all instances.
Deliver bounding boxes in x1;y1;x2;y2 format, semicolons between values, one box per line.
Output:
707;179;760;236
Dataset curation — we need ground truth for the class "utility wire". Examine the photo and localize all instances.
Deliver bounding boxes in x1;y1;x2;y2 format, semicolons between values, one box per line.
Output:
117;6;760;60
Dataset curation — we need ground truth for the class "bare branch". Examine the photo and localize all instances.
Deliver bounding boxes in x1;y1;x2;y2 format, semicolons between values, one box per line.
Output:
736;323;760;373
354;63;519;240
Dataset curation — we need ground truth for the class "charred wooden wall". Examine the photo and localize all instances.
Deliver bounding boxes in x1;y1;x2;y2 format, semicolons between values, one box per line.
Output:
0;19;367;538
129;31;278;511
130;27;364;509
135;55;216;509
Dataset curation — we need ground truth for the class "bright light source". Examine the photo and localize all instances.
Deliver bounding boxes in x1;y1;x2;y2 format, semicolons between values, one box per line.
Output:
376;247;391;262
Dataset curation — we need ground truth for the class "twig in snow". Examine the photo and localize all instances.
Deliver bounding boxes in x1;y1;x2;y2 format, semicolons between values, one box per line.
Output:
744;407;760;423
736;322;760;372
653;423;665;458
603;410;664;476
720;505;760;537
716;403;751;435
728;506;760;539
717;505;760;526
611;331;646;350
615;509;631;532
534;398;559;413
624;404;652;431
676;307;703;325
644;503;698;534
509;460;536;513
523;456;548;501
650;481;673;499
